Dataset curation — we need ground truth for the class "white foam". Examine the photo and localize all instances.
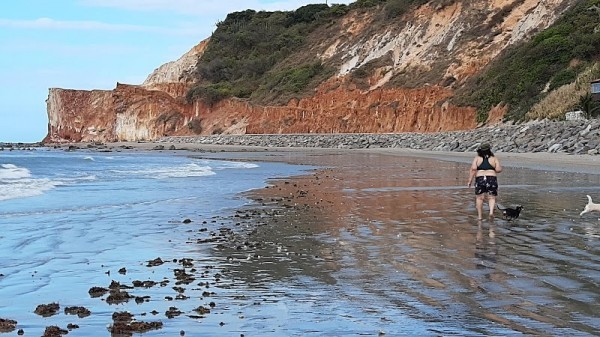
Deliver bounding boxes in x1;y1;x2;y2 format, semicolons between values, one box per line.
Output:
195;159;259;170
220;161;259;169
0;164;31;180
0;164;65;201
112;163;216;179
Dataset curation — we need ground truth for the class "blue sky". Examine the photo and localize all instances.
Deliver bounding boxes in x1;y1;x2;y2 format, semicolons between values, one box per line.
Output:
0;0;353;143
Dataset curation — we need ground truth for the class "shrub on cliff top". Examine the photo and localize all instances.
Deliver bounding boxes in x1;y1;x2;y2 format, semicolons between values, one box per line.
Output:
189;5;339;105
455;0;600;122
252;62;334;104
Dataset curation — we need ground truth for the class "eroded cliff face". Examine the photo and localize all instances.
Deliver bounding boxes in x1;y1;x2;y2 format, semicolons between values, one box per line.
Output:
45;0;574;143
45;84;195;142
45;42;203;143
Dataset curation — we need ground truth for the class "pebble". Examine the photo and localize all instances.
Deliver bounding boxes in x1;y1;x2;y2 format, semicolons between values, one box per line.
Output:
159;119;600;155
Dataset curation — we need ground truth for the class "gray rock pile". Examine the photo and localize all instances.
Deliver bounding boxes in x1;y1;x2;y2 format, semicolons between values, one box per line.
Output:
160;119;600;155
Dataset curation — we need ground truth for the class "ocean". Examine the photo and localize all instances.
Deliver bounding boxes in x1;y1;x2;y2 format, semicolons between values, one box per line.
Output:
1;147;600;336
0;148;311;336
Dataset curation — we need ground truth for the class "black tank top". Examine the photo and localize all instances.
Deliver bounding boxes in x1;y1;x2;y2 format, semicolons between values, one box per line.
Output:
477;156;495;170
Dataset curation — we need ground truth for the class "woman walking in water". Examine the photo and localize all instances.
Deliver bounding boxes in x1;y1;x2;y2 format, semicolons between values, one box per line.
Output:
467;143;503;220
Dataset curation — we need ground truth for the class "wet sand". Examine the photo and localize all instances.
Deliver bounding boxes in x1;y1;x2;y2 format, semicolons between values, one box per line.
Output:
173;144;600;335
3;143;600;336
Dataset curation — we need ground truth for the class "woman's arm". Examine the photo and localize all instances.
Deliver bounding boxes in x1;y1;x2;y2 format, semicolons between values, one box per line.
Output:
467;158;478;187
493;157;503;173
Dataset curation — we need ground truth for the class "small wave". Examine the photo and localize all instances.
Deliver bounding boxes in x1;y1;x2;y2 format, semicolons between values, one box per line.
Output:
0;163;32;180
61;175;97;182
83;156;95;161
220;162;259;169
195;159;259;170
0;177;63;201
112;163;216;179
0;163;91;202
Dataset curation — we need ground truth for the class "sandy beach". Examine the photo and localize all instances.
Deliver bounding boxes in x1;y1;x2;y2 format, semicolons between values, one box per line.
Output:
4;141;599;336
188;144;600;336
82;140;600;174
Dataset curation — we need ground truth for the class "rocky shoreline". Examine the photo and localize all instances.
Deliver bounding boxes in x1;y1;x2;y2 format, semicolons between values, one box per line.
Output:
160;119;600;155
0;142;44;150
6;119;599;156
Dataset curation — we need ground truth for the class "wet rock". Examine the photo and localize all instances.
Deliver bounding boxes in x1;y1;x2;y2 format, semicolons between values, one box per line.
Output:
110;321;163;335
165;307;182;319
132;280;157;288
109;280;133;290
113;312;134;322
64;306;91;318
175;294;189;300
173;269;195;285
109;311;163;335
160;119;600;155
106;289;134;305
178;258;194;268
88;286;109;298
135;296;150;304
42;325;68;337
0;318;17;333
147;257;165;267
193;306;211;315
34;303;60;317
66;323;79;330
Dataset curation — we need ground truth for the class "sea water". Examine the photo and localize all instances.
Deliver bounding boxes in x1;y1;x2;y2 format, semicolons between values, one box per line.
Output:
2;148;600;337
0;148;310;336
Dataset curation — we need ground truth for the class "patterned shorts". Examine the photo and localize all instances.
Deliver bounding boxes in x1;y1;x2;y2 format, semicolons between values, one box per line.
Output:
474;176;498;196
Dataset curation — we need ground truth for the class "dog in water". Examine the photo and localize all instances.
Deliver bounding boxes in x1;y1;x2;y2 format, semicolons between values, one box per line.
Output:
580;195;600;216
496;204;523;221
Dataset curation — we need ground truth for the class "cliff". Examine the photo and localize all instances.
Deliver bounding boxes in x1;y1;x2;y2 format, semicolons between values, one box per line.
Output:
45;0;577;143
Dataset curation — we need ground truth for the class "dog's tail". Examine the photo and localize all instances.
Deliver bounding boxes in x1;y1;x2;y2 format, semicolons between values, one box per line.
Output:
587;195;593;204
496;204;505;210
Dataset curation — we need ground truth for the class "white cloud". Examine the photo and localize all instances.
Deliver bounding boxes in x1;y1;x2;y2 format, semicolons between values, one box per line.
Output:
0;17;198;36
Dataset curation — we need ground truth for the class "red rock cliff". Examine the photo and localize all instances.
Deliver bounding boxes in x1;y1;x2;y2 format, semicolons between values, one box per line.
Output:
45;0;573;143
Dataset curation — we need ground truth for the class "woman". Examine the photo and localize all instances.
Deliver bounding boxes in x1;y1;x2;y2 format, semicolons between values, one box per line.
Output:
467;143;502;220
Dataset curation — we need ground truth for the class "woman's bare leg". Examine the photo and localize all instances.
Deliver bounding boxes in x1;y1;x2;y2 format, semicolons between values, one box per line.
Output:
476;194;485;220
488;196;496;218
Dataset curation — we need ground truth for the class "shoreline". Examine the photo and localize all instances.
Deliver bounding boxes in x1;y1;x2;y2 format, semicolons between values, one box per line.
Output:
37;140;600;175
2;141;599;335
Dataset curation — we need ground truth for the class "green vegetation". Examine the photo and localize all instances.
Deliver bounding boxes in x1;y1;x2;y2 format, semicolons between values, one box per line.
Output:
252;62;334;103
578;92;600;118
188;4;343;105
381;0;430;19
186;0;453;105
351;0;387;8
186;0;600;123
456;0;600;122
525;63;600;120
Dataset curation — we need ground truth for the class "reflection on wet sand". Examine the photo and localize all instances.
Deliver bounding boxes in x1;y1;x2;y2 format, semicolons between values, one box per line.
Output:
212;152;600;336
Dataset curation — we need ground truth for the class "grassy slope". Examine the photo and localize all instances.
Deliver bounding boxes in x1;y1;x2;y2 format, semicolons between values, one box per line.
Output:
188;0;600;122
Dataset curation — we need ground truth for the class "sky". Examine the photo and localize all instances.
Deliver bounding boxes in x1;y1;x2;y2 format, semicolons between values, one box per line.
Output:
0;0;354;143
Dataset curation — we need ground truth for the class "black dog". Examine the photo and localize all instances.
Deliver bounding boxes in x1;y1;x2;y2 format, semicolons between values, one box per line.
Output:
497;204;523;221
